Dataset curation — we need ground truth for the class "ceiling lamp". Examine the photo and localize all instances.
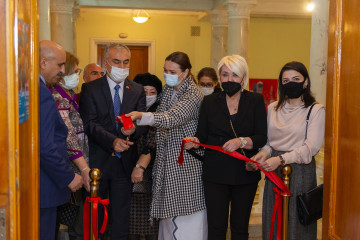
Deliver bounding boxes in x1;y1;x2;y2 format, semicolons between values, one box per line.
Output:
133;10;150;23
306;2;315;11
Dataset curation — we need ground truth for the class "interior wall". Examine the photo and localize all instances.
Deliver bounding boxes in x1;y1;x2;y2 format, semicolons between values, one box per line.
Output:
249;17;312;79
76;10;212;87
76;11;311;86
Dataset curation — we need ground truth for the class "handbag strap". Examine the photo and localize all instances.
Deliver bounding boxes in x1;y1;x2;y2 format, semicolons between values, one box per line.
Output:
301;103;316;193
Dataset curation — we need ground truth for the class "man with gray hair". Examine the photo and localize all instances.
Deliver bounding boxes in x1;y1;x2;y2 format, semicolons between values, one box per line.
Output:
79;43;147;239
83;63;104;82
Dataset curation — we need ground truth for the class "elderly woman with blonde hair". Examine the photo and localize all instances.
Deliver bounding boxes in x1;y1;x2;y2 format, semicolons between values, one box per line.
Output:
185;55;267;240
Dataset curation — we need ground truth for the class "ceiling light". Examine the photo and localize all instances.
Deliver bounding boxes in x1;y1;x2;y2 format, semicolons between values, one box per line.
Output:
306;2;315;12
133;10;150;23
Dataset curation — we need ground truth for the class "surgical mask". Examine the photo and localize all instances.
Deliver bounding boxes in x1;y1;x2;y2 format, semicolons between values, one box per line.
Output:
283;81;305;98
164;72;183;87
221;82;242;97
200;87;214;96
107;64;129;83
146;95;157;108
60;73;79;90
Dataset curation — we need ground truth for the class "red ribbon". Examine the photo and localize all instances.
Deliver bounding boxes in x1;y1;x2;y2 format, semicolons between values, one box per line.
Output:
178;139;290;240
116;114;134;129
83;197;109;240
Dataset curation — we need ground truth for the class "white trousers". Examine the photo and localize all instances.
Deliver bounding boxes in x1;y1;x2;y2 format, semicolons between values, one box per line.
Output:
158;209;208;240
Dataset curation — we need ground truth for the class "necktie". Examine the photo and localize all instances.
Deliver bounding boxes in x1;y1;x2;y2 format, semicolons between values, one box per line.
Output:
113;85;122;158
114;85;121;129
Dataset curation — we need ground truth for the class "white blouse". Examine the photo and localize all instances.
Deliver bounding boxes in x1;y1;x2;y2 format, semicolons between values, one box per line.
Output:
261;100;325;164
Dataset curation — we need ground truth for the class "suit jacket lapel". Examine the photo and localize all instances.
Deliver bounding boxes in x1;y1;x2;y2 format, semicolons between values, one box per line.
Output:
121;79;132;115
234;90;250;133
101;76;116;127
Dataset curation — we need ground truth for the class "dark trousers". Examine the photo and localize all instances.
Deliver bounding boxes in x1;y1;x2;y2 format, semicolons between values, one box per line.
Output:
40;207;57;240
98;159;133;240
204;181;258;240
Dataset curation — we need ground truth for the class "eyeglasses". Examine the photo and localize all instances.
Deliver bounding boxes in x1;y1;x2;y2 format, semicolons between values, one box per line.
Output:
74;69;83;75
199;82;215;88
90;71;105;77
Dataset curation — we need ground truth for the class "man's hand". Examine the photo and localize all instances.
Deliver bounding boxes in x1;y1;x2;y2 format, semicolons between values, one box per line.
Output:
121;125;136;136
113;138;134;152
68;173;83;192
131;167;144;183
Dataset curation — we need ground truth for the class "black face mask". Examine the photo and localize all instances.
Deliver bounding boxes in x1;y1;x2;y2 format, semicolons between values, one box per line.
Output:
221;82;242;97
283;81;306;98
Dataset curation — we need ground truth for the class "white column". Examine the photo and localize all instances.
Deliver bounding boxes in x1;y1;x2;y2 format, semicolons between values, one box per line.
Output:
38;0;51;40
309;0;329;106
50;0;76;53
210;9;228;69
226;0;257;60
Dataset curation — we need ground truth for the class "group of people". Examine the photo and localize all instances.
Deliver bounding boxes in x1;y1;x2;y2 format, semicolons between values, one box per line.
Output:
39;39;325;240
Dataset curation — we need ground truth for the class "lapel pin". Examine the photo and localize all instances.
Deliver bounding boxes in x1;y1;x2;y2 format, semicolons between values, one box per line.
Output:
126;86;130;89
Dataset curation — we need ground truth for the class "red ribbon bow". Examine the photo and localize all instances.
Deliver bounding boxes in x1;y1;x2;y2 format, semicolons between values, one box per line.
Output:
178;139;290;240
116;114;134;129
83;197;109;240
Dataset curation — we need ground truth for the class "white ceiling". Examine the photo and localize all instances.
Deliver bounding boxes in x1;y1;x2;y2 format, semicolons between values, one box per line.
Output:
78;0;313;18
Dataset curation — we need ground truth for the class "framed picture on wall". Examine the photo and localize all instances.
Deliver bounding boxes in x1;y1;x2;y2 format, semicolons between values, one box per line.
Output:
249;79;278;109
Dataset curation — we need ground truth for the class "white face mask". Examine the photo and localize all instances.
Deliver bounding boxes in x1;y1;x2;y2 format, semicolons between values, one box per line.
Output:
107;64;129;83
146;95;157;108
200;87;214;96
164;72;183;87
60;72;79;90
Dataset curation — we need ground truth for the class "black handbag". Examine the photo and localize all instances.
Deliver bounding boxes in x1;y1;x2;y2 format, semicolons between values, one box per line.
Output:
296;104;323;226
297;184;323;225
57;193;80;226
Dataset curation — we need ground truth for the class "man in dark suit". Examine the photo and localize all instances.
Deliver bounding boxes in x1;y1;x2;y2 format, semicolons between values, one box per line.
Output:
39;40;83;240
79;43;147;240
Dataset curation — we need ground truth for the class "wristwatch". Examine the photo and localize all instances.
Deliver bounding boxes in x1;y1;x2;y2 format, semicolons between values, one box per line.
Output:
239;137;247;148
135;164;146;171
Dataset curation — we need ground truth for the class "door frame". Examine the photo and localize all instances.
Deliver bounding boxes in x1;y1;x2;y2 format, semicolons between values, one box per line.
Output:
89;38;155;73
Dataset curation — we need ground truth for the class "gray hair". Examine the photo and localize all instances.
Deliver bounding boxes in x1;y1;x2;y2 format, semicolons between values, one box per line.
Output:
84;63;101;77
104;43;131;60
217;55;249;89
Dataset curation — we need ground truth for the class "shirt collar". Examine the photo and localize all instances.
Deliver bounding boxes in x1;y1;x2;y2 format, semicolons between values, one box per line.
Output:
40;75;46;84
106;75;124;90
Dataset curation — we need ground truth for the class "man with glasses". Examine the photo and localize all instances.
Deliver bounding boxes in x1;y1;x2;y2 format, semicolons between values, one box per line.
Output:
83;63;105;82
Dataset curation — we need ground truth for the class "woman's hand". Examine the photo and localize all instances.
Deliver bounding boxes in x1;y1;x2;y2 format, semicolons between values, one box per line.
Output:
247;151;268;171
222;138;241;152
131;167;144;183
258;156;281;172
81;167;91;192
183;137;200;150
125;111;143;121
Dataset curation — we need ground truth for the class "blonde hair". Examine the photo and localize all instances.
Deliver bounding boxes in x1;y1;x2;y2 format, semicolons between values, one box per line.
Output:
217;55;249;89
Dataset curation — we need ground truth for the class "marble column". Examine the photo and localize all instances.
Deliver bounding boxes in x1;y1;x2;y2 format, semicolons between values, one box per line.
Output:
38;0;51;40
226;0;257;60
50;0;76;53
309;0;329;106
210;9;228;69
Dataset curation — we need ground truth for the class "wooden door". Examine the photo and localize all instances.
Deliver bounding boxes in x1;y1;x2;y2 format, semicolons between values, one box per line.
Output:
323;0;360;239
97;45;149;80
0;0;39;238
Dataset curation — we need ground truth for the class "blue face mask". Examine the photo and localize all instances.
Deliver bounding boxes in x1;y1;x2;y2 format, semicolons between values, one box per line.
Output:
164;72;183;87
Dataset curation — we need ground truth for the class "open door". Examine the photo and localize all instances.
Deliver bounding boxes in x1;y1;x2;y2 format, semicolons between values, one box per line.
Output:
0;0;39;238
323;0;360;239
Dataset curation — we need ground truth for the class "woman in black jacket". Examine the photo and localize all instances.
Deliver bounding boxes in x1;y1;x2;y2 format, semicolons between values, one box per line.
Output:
185;55;267;240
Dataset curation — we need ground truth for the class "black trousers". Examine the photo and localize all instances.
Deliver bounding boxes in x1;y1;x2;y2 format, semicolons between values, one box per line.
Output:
97;158;133;240
204;181;258;240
